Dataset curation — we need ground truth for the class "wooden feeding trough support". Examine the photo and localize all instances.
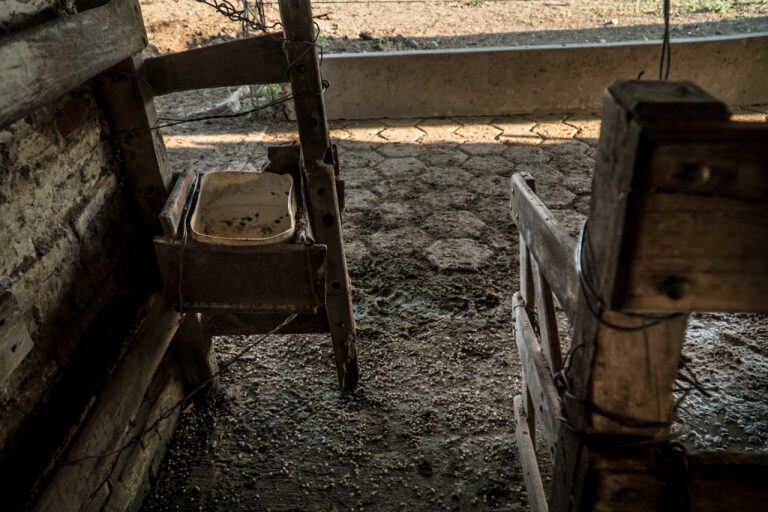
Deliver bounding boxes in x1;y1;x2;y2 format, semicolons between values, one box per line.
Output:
150;0;358;392
510;80;768;511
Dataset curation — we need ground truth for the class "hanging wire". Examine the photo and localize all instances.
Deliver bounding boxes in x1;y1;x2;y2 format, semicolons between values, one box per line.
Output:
658;0;672;80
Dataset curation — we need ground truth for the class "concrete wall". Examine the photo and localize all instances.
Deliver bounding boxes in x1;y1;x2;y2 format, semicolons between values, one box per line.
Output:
321;33;768;119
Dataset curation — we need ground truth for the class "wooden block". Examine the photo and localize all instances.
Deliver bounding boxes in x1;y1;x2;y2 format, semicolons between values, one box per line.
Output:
0;0;146;128
144;34;288;96
153;238;327;314
585;81;768;314
0;292;34;391
514;395;548;512
159;169;197;237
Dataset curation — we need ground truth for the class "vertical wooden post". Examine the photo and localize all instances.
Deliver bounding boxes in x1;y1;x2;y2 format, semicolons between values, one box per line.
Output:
279;0;358;392
175;313;219;403
549;83;721;511
97;35;218;401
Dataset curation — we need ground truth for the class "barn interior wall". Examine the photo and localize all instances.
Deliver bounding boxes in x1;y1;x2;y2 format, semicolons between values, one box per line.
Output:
0;5;155;507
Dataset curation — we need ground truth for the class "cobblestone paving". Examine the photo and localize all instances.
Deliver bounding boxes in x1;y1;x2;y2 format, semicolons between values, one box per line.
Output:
144;106;768;512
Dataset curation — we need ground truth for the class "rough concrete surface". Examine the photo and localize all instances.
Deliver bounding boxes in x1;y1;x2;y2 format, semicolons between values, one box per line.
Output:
140;89;768;511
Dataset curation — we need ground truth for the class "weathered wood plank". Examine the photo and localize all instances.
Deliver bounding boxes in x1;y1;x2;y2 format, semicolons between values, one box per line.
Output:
153;238;327;313
160;169;197;237
510;172;578;321
0;292;34;391
531;258;562;375
513;292;560;458
143;34;288;96
279;0;358;392
103;357;184;512
0;0;146;128
617;130;768;313
33;295;180;512
514;395;548;512
97;53;173;236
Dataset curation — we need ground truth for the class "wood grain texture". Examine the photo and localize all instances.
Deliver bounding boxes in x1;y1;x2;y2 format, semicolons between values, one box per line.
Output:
513;292;561;459
619;128;768;313
144;34;288;96
33;295;180;512
514;395;548;512
279;0;358;392
160;169;197;237
204;310;329;336
153;238;327;314
0;0;146;128
510;172;578;321
531;258;562;375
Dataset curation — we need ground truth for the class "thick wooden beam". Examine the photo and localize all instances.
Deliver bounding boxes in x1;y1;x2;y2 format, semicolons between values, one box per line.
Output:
510;172;578;321
514;395;548;512
143;34;288;96
33;295;180;512
513;292;561;459
279;0;358;392
97;53;173;236
0;0;146;128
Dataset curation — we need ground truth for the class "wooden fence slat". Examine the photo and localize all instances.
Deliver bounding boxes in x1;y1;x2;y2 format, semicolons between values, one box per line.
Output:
514;395;549;512
143;34;288;96
0;0;146;128
511;172;578;321
514;292;561;458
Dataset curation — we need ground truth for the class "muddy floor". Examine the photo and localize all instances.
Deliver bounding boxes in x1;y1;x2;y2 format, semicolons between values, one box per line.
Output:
139;88;768;510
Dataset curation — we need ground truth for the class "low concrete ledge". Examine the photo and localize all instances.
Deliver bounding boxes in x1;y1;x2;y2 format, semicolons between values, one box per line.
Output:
320;33;768;119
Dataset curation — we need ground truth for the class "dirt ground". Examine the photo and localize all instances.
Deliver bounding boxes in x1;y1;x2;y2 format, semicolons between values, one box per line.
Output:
139;0;768;54
138;84;768;511
136;2;768;511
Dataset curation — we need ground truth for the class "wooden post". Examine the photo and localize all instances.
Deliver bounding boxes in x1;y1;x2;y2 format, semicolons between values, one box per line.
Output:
174;313;218;403
97;53;173;237
279;0;358;392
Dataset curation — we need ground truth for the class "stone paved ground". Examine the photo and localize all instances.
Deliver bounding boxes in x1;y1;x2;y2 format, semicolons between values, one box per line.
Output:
144;105;768;511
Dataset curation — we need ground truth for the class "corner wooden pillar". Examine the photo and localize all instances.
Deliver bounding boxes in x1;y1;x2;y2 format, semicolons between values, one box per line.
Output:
279;0;358;392
97;44;217;402
97;53;173;238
